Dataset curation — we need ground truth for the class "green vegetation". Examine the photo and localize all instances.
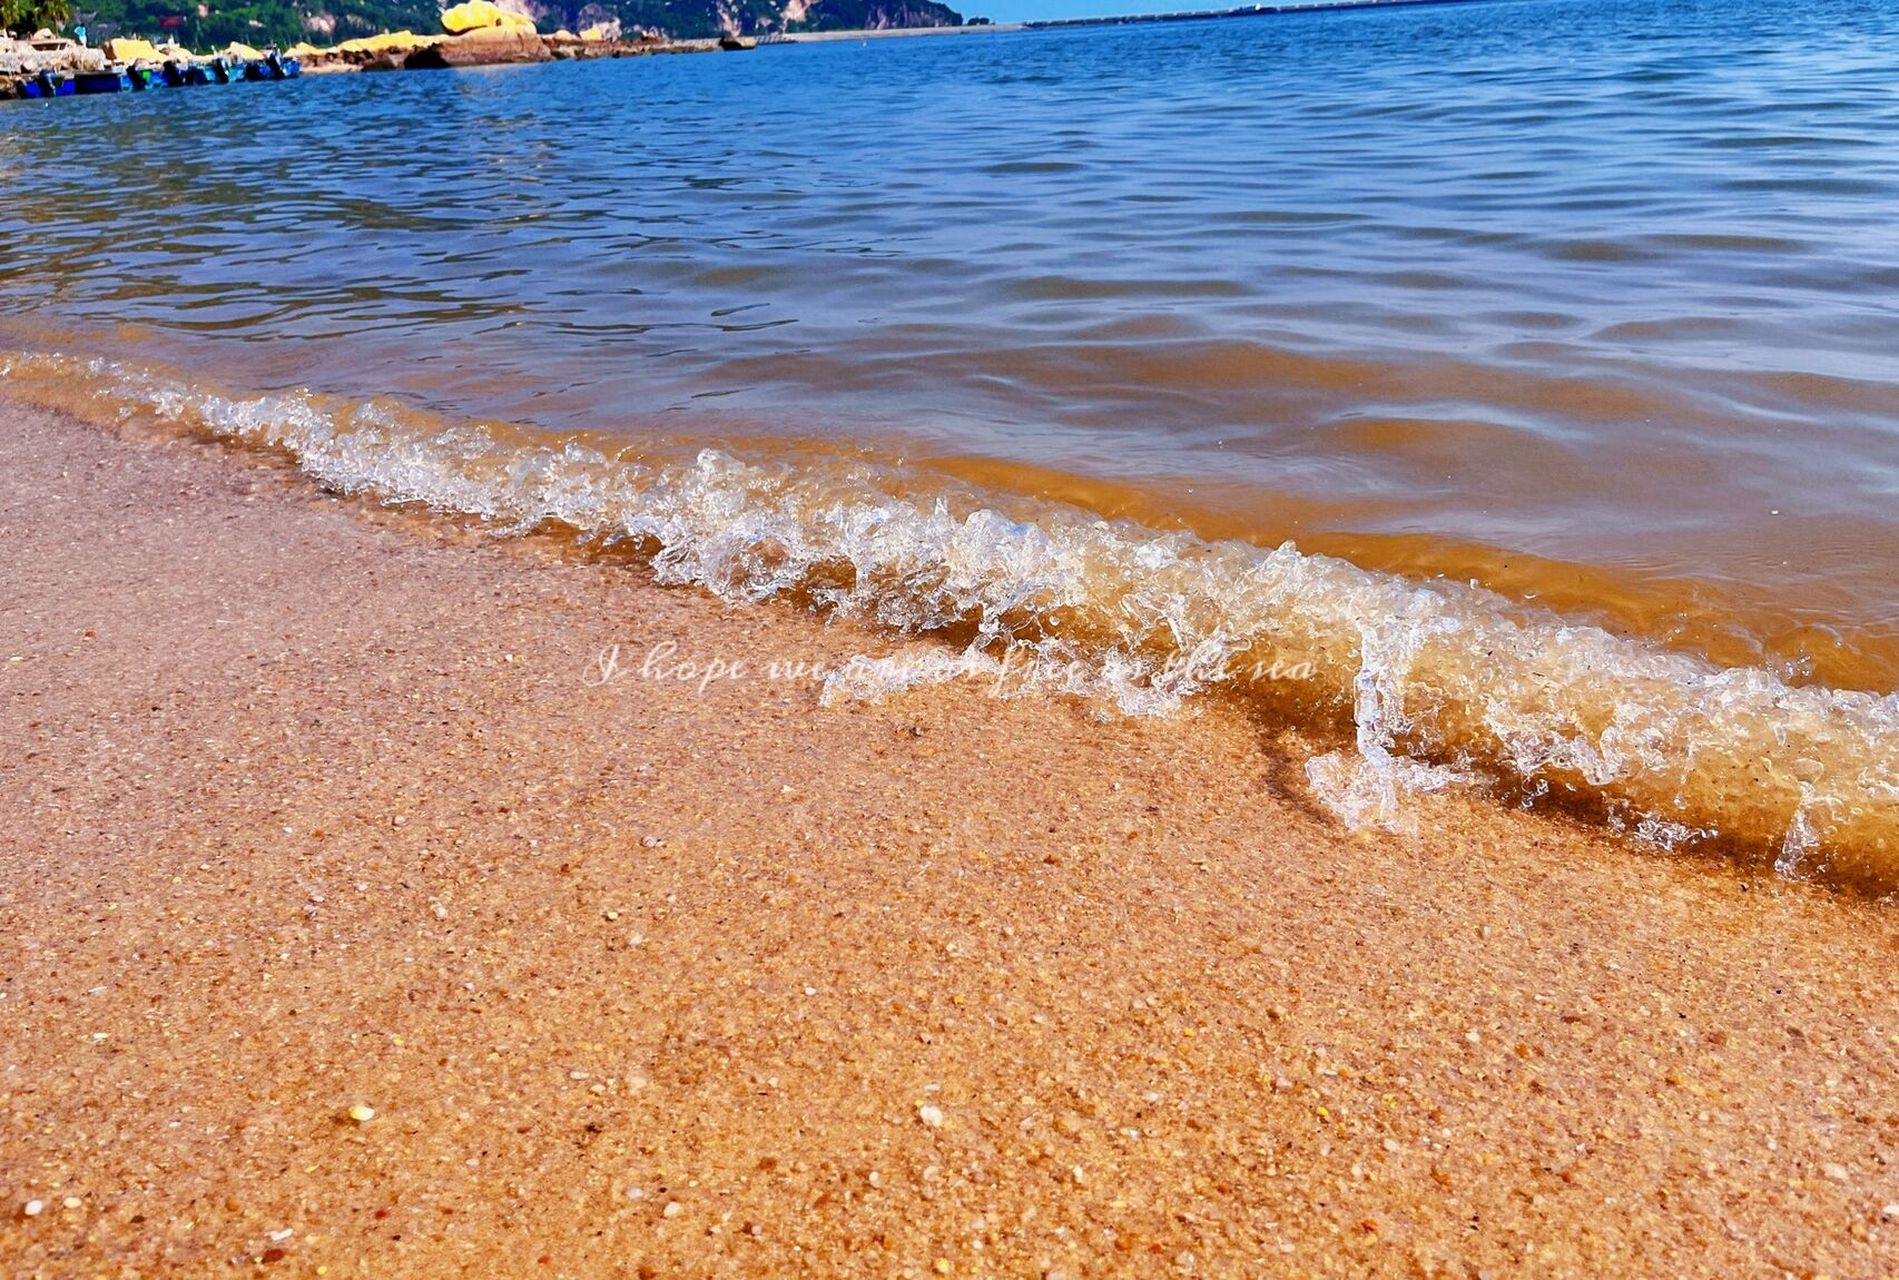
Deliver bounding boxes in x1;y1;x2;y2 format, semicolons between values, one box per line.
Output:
546;0;966;39
3;0;74;35
593;0;968;39
60;0;963;51
68;0;440;49
791;0;965;32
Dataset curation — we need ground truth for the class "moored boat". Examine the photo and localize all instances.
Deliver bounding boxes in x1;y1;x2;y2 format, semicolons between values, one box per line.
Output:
72;69;128;94
160;59;215;88
23;70;74;97
12;43;302;104
240;51;300;80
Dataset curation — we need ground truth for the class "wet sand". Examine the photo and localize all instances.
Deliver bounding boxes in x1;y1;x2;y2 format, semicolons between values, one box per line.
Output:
1;400;1895;1278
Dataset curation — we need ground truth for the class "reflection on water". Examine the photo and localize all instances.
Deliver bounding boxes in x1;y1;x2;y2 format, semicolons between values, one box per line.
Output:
4;0;1899;689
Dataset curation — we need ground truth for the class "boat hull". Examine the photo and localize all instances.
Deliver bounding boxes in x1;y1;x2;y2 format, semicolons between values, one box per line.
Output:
16;52;292;100
161;61;214;88
72;71;128;94
240;55;300;81
24;73;75;98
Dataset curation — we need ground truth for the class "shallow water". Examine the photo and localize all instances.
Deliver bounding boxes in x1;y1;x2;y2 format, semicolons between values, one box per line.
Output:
3;0;1898;883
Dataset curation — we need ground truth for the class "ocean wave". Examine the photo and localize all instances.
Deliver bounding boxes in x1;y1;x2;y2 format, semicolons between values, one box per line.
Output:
7;350;1895;894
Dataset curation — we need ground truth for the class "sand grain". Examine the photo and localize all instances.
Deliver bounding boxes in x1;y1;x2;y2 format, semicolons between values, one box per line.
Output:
1;403;1895;1277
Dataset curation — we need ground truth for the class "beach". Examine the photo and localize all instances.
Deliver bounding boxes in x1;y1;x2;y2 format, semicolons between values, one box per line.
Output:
3;400;1895;1276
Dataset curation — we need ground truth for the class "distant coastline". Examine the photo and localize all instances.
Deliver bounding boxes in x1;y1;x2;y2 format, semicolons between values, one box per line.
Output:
773;22;1023;38
1;0;1492;95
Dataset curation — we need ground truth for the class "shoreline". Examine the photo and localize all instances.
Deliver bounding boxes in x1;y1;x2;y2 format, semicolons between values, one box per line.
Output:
4;348;1889;897
3;397;1896;1275
0;0;1504;93
774;25;1023;41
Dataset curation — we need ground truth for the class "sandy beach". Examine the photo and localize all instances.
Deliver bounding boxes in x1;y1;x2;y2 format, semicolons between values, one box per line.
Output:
0;401;1892;1277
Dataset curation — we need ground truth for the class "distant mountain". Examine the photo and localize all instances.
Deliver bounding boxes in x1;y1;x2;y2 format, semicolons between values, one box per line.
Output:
539;0;965;39
71;0;964;51
777;0;967;31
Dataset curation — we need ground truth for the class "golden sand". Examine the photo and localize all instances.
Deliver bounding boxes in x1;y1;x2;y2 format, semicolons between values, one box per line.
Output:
1;403;1895;1277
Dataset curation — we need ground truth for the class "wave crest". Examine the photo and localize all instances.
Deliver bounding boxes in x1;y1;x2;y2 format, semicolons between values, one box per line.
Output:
7;350;1895;893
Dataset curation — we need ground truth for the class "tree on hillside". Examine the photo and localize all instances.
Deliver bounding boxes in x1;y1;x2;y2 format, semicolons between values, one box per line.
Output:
2;0;73;35
17;0;963;49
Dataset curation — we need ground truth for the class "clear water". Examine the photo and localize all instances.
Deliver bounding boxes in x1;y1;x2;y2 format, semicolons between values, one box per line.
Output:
3;0;1897;885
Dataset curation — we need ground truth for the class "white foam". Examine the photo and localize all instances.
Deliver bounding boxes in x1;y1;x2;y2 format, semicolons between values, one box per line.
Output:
10;351;1897;888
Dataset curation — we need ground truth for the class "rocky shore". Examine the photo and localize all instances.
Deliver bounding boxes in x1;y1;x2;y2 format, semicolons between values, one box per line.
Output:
0;33;107;78
0;23;740;98
292;28;734;75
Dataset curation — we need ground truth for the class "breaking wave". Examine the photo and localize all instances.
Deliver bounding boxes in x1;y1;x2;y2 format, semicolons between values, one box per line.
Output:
7;351;1896;893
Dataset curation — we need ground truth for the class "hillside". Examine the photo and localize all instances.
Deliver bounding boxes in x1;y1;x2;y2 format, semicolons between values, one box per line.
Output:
69;0;965;51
